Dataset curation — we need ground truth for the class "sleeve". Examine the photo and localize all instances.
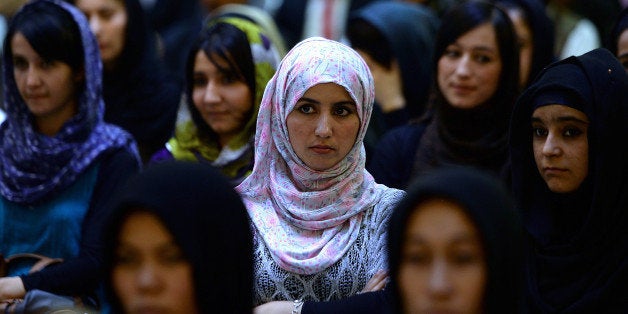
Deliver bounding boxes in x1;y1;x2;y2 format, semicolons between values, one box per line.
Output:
20;149;140;296
301;289;395;314
367;124;424;189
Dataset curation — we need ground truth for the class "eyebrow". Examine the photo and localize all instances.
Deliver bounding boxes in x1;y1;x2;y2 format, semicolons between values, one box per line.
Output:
296;97;356;106
407;233;479;245
531;116;589;125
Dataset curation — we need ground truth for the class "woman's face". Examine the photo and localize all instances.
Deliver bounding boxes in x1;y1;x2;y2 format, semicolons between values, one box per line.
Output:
507;8;533;87
112;211;198;314
532;104;589;193
75;0;127;68
617;29;628;73
191;50;253;147
11;32;79;135
399;198;486;314
286;83;360;171
437;23;502;109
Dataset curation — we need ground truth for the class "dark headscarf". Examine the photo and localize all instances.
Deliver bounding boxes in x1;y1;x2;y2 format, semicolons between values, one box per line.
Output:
349;1;440;119
104;161;253;313
412;1;519;178
495;0;556;87
388;166;525;314
610;7;628;56
102;0;182;162
509;48;628;312
0;0;138;205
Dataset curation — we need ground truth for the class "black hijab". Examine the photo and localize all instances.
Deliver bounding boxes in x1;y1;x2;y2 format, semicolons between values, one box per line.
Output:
103;162;253;313
102;0;182;162
412;1;519;179
388;166;525;314
509;48;628;312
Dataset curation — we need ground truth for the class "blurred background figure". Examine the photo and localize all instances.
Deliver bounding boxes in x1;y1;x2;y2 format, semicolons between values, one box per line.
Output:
70;0;183;164
388;167;525;314
610;7;628;72
545;0;600;59
347;1;440;160
368;0;519;189
104;162;253;313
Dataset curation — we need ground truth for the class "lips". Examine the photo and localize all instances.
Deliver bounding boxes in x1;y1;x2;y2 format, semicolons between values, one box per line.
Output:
450;83;475;93
309;145;334;154
543;167;568;176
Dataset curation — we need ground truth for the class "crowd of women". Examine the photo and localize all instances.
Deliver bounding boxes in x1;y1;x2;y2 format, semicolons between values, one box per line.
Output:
0;0;627;313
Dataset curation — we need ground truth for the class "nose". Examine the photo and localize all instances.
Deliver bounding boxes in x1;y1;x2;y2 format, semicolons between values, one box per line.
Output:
25;67;42;88
88;16;101;36
428;259;453;299
202;81;221;105
542;132;562;157
135;263;163;293
314;113;332;138
454;54;471;77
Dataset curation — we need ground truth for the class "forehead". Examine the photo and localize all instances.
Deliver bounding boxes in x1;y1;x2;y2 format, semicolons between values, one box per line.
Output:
532;104;589;122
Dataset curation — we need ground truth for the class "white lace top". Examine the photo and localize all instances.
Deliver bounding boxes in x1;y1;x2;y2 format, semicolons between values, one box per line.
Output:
252;188;404;305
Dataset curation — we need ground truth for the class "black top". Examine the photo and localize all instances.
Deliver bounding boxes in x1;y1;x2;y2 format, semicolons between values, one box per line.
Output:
509;48;628;313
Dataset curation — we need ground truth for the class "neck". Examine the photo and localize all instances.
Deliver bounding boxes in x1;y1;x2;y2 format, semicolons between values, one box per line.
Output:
35;103;78;137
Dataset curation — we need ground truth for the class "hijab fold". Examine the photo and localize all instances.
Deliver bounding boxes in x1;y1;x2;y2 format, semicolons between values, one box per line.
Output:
237;37;388;275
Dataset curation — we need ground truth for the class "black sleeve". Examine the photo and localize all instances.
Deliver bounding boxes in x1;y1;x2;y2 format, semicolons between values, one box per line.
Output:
301;289;395;314
367;124;425;189
20;149;140;296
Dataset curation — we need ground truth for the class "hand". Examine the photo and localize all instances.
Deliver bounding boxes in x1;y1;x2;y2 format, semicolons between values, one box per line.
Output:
371;60;405;113
253;300;293;314
360;270;388;293
0;277;26;300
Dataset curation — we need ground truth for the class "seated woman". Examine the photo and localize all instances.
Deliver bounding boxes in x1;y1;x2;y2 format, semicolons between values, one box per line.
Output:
71;0;182;163
150;16;279;185
103;161;253;313
346;1;440;154
367;1;519;189
235;37;405;312
0;0;139;309
509;48;628;312
388;167;526;314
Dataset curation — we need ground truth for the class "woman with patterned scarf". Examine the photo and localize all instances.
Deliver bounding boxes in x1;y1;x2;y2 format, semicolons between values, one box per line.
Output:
0;0;139;309
150;16;279;185
236;37;405;313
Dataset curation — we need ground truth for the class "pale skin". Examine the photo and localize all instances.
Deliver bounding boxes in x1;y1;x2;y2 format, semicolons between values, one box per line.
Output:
437;22;502;110
356;50;405;113
532;104;589;193
74;0;127;71
507;8;534;87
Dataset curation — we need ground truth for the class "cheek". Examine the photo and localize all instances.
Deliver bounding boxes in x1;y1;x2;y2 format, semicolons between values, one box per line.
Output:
165;266;198;311
112;268;134;306
398;264;425;309
458;265;487;311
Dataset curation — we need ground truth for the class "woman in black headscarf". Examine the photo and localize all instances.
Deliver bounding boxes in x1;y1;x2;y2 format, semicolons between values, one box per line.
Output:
103;162;253;313
509;48;628;312
387;166;525;314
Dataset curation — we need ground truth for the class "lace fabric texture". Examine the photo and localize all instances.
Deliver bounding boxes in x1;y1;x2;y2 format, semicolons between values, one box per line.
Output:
252;188;403;305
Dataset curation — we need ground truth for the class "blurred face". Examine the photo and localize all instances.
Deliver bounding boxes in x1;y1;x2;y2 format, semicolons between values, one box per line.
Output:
11;32;79;135
532;104;589;193
287;83;360;171
617;29;628;73
356;50;403;112
399;198;486;314
192;51;253;147
508;9;533;87
113;211;198;314
438;23;502;109
75;0;127;69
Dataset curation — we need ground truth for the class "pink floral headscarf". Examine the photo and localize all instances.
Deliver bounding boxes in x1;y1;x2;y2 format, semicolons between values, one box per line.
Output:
236;37;388;275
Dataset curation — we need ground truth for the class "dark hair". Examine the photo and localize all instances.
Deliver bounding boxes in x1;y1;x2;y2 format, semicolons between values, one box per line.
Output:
4;0;84;74
388;166;525;314
346;19;393;69
185;22;256;141
432;0;519;110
